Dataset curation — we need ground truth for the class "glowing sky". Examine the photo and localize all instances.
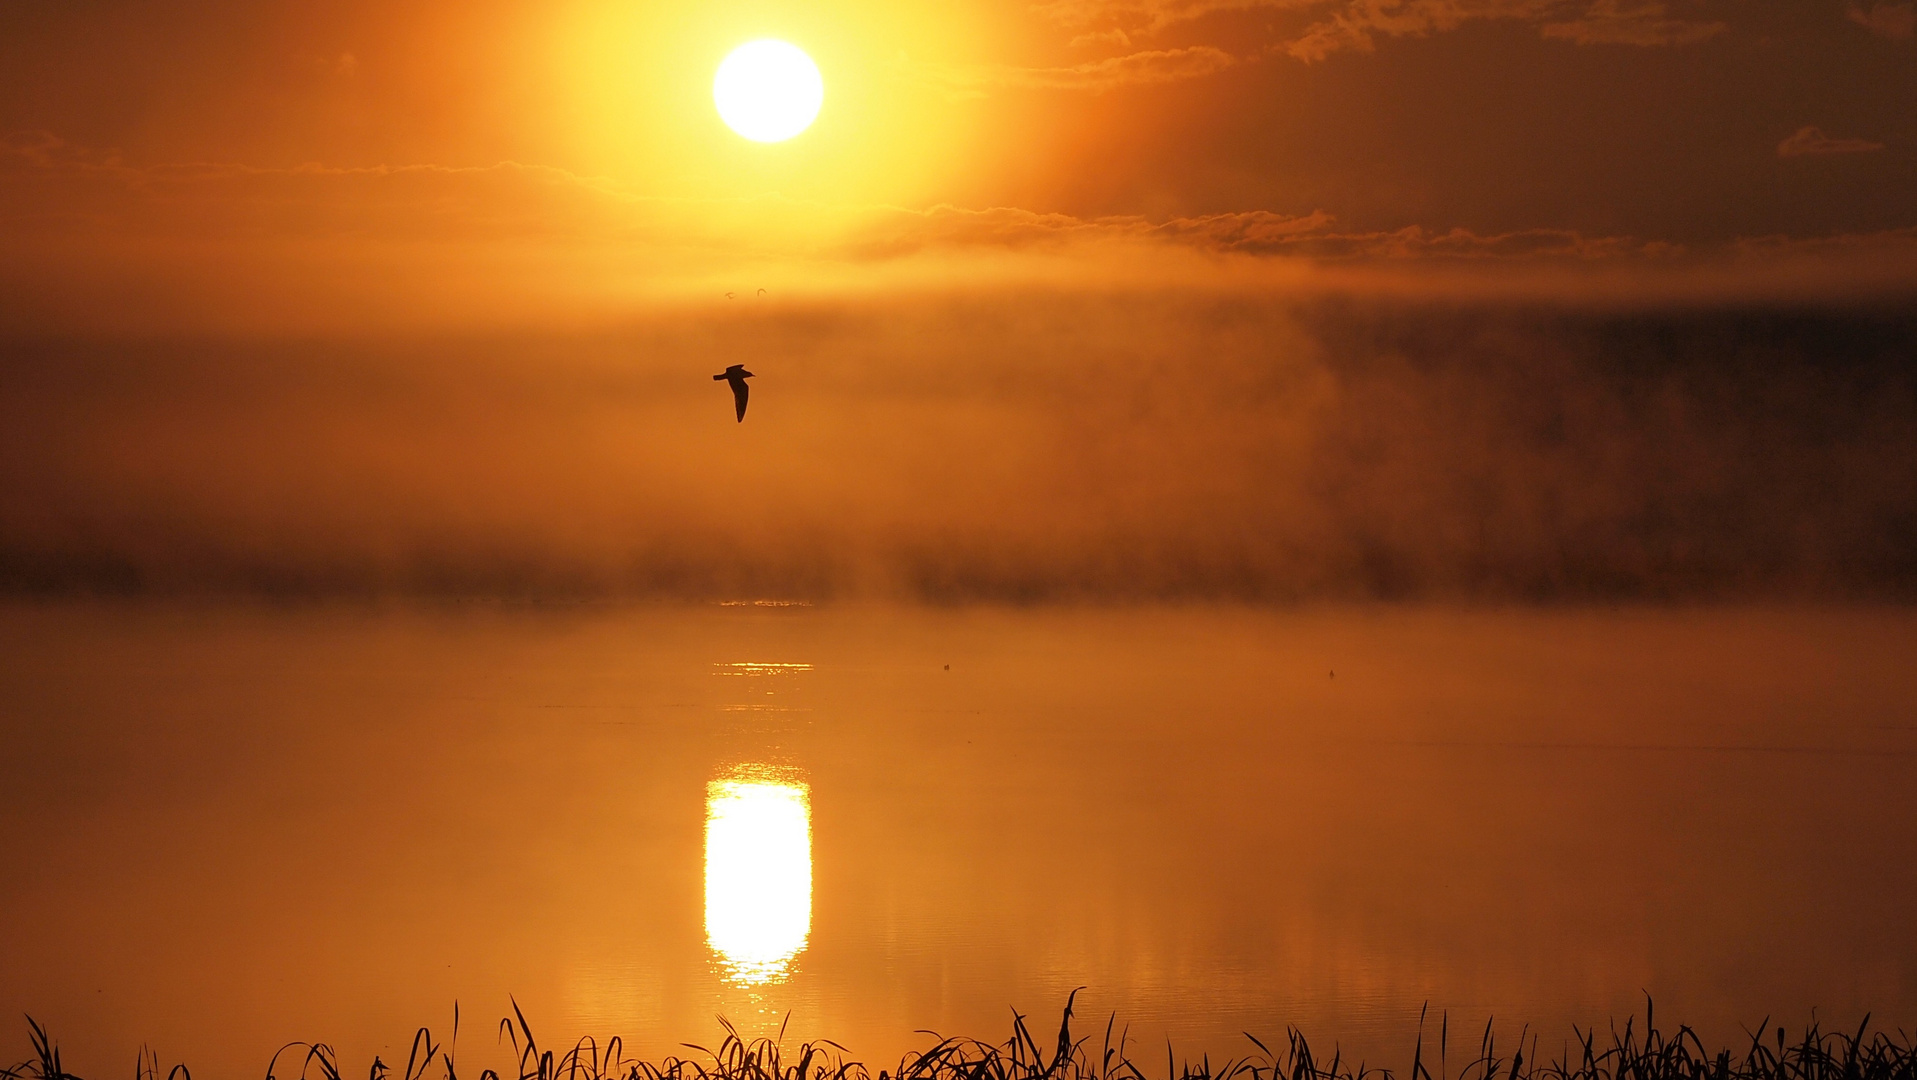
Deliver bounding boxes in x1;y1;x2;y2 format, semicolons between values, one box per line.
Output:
0;0;1911;601
1;0;1912;335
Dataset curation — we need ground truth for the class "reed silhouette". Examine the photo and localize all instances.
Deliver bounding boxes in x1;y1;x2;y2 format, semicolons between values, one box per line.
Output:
6;998;1915;1080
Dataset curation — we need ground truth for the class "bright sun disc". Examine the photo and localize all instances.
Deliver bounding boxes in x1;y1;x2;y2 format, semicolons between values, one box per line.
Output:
713;40;823;143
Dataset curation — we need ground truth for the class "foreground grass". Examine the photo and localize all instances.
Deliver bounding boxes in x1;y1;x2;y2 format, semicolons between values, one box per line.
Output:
6;995;1914;1080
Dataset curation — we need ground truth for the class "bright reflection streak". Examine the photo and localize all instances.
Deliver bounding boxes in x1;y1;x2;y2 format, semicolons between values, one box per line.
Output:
704;768;812;985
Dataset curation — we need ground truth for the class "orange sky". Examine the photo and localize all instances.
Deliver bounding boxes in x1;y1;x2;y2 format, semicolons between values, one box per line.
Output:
0;0;1912;600
2;0;1914;332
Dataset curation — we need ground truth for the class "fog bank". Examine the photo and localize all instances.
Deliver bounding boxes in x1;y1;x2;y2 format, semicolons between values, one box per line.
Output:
2;294;1911;601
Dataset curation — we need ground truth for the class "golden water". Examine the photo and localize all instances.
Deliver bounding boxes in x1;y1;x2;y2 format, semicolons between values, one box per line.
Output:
1;603;1913;1079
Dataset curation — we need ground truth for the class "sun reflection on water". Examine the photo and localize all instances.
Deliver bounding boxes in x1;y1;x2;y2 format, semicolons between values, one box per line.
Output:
704;767;812;985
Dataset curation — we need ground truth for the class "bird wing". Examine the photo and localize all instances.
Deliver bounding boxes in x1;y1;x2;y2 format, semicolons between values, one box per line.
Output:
732;379;749;422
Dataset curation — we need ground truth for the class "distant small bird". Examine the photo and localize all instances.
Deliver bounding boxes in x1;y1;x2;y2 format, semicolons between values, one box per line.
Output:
713;363;754;422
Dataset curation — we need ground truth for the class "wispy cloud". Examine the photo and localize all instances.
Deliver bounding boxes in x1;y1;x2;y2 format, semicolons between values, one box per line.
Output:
6;132;1914;341
906;45;1236;95
848;202;1680;260
1283;0;1725;59
1032;0;1727;63
1539;0;1726;46
1777;126;1886;158
1734;224;1917;254
1262;224;1683;258
1283;0;1552;61
1067;27;1137;48
1033;0;1296;35
844;204;1335;255
1847;2;1915;39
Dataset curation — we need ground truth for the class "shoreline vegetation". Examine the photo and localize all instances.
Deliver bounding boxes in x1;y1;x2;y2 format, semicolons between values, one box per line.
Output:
6;997;1915;1080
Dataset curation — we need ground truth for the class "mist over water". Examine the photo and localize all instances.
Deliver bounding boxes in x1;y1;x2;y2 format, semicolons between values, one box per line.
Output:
1;294;1913;600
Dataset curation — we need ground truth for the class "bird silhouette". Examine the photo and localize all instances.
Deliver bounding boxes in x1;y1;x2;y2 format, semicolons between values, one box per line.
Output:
713;363;754;422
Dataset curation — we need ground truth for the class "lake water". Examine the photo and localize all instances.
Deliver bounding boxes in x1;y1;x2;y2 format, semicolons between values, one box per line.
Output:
2;602;1914;1080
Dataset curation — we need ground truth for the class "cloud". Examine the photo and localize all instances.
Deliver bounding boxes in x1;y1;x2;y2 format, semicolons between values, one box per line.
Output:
847;205;1118;253
1068;27;1136;47
1258;224;1682;258
1538;0;1726;46
844;205;1335;255
1282;0;1553;61
1733;224;1917;255
1848;2;1915;39
0;129;817;253
27;130;1667;273
5;131;1914;340
907;45;1236;94
1286;0;1722;59
1030;0;1728;61
849;203;1677;261
1154;209;1344;249
1;131;87;170
1777;126;1887;157
1033;0;1291;35
0;130;624;210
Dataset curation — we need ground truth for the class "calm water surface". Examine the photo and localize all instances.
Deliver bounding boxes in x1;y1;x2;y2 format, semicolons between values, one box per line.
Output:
2;603;1913;1078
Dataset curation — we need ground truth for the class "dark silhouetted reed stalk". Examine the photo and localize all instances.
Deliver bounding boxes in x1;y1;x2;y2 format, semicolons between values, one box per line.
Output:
6;999;1915;1080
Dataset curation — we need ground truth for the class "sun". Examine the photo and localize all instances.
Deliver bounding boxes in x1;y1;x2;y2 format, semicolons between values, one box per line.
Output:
713;40;824;143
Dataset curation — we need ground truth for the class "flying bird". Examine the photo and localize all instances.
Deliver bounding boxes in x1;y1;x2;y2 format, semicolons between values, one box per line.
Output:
714;363;754;422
